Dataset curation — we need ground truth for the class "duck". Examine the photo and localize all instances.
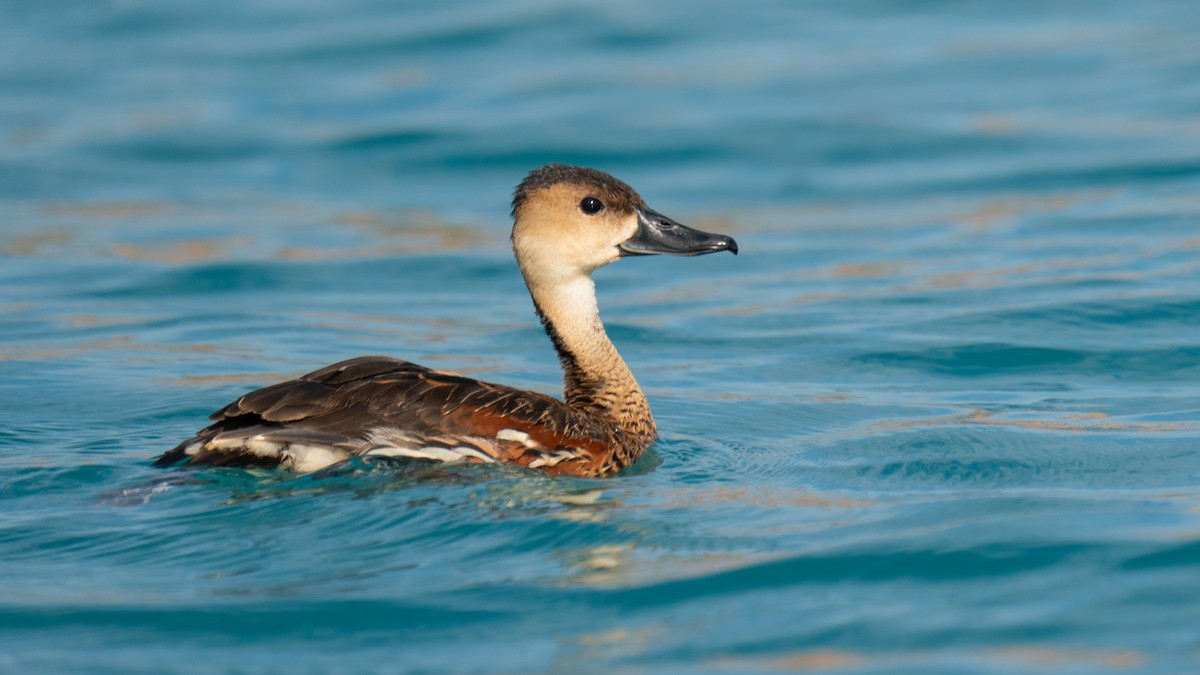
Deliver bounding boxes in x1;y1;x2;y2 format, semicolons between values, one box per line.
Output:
154;164;737;477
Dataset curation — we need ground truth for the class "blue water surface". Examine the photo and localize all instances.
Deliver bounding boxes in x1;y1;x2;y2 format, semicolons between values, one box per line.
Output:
3;1;1200;672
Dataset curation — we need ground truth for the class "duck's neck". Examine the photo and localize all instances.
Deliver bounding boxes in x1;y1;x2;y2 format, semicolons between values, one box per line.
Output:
527;272;655;443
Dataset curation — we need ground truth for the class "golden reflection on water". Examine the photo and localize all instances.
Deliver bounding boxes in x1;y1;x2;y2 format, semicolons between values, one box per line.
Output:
0;230;72;256
712;644;1147;671
4;200;498;263
0;336;240;362
657;485;870;510
876;408;1199;435
545;484;874;589
985;645;1145;669
712;649;864;671
42;201;178;218
109;240;225;263
173;372;295;384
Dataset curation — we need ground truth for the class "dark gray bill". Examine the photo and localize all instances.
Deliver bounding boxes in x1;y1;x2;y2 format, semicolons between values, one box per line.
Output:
618;207;739;257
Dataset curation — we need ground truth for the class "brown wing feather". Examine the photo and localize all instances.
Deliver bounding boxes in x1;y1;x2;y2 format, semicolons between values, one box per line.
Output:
156;356;632;475
443;403;617;475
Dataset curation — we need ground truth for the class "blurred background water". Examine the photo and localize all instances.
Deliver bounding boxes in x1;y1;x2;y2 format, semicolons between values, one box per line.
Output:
2;0;1200;672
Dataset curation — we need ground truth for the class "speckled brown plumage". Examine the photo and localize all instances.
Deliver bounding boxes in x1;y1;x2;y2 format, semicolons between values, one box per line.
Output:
155;356;642;476
158;164;735;477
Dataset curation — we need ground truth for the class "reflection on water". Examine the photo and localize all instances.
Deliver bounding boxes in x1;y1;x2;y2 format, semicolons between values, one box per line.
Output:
3;0;1200;672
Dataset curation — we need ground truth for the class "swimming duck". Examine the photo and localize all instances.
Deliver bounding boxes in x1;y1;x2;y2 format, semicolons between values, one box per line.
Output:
155;164;737;477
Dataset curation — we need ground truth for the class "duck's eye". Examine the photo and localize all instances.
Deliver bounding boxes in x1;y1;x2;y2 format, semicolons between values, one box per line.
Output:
579;196;605;215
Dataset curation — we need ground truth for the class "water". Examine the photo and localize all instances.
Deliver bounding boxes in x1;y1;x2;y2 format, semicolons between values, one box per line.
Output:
3;0;1200;672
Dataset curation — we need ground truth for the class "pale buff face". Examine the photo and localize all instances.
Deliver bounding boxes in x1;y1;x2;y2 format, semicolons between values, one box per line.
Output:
512;182;641;282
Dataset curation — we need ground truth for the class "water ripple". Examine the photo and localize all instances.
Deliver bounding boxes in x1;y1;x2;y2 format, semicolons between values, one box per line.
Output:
4;0;1200;671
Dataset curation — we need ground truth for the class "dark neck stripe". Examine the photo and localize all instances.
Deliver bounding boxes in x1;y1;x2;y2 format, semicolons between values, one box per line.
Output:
533;301;582;376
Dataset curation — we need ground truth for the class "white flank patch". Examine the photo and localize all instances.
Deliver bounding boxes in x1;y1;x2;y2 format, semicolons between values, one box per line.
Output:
365;445;495;463
451;446;497;463
281;444;347;473
244;438;286;456
364;429;497;464
495;428;529;443
496;428;539;448
528;448;581;468
209;436;282;456
365;429;423;450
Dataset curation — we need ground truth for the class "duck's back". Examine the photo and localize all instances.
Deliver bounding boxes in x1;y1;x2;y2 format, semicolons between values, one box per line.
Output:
155;356;629;476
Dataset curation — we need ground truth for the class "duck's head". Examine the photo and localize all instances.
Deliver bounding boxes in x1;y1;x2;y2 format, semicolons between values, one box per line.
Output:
511;164;737;282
